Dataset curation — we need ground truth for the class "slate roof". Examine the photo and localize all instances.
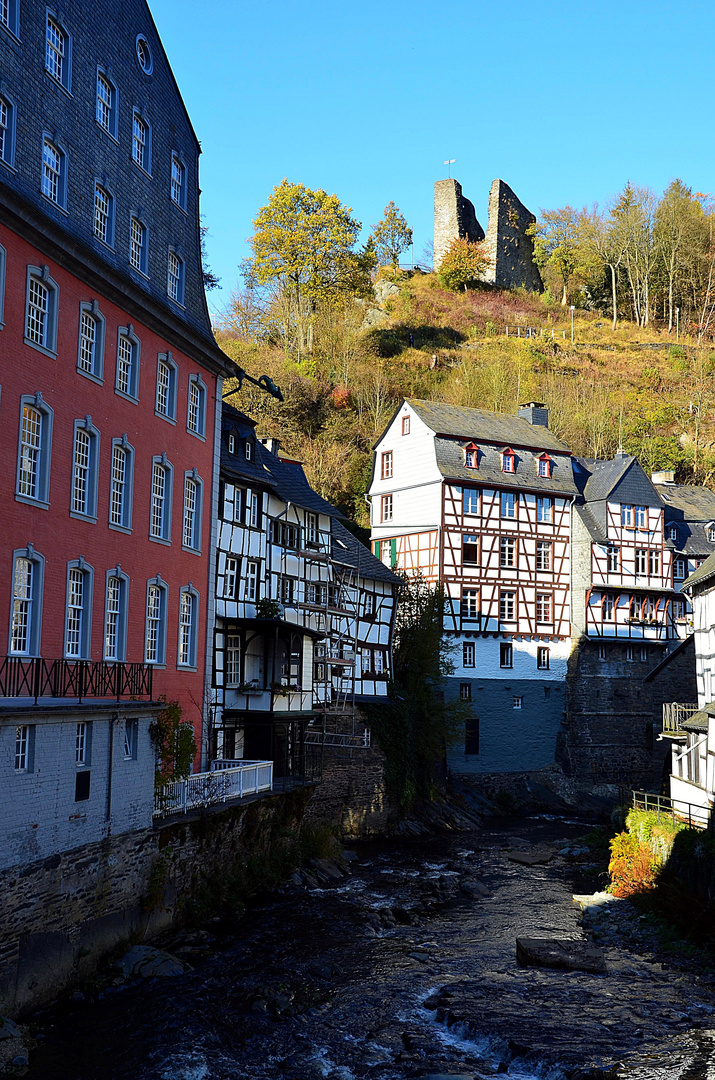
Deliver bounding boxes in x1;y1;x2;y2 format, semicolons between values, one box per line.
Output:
683;551;715;593
434;437;577;496
263;458;343;518
572;454;661;507
331;521;403;587
575;504;607;543
655;484;715;521
407;399;569;453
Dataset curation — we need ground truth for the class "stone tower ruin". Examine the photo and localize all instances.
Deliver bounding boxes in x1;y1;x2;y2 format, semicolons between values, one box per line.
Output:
433;176;542;293
433;179;485;271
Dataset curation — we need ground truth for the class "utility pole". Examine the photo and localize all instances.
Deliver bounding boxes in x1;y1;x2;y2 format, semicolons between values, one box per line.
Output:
570;305;575;344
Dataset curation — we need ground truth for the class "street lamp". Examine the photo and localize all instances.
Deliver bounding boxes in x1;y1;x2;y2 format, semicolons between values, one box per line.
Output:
676;306;680;343
570;305;575;344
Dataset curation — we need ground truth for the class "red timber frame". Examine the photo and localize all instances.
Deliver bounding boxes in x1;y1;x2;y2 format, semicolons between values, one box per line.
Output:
440;481;571;639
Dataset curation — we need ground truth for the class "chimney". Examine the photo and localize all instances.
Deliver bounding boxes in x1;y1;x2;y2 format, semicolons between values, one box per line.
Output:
518;402;549;428
259;436;280;457
652;470;676;485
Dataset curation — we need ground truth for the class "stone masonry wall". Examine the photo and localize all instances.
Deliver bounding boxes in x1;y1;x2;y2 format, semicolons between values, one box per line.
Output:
433;179;484;270
304;742;393;838
482;179;543;292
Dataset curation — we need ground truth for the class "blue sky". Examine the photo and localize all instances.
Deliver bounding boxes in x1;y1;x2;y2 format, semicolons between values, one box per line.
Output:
150;0;715;318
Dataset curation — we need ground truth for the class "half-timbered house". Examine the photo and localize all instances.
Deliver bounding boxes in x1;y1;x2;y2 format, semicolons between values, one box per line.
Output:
212;404;400;777
369;398;577;775
652;472;715;623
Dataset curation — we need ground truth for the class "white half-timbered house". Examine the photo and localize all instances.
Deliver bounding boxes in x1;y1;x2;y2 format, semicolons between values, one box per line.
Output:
369;398;577;775
212;405;400;775
652;474;715;626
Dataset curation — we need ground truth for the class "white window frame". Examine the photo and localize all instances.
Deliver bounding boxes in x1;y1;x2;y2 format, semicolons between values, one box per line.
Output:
536;541;552;571
41;135;67;208
182;470;203;552
145;578;168;665
186;375;207;438
381;494;393;522
500;642;513;669
15;725;34;772
537;646;550;670
536;592;552;624
500;491;516;519
499;590;516;622
15;393;53;508
95;69;118;138
463;488;479;515
109;436;134;532
46;13;71;91
131;110;151;173
246;561;258;602
75;721;90;766
155;353;177;421
149;456;173;543
0;0;19;38
70;417;100;520
93;183;114;247
77;301;106;382
225;634;241;686
115;326;140;400
124;719;138;760
64;560;93;659
461;588;478;620
167;250;185;305
171;152;187;210
381;451;393;480
462;641;475;668
104;568;128;661
129;216;148;275
0;92;16;168
500;536;516;568
177;586;199;668
536;496;553;523
24;266;59;356
224;556;238;599
9;547;45;657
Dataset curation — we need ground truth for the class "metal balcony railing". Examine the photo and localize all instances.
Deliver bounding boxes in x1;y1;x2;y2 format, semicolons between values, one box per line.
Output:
0;656;153;704
154;760;273;817
662;702;699;734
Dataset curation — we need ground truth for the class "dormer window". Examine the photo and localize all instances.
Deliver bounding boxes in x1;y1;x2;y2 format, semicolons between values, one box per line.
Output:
245;440;252;461
538;454;552;479
667;524;678;542
228;434;235;454
708;522;715;543
464;442;478;469
502;448;515;474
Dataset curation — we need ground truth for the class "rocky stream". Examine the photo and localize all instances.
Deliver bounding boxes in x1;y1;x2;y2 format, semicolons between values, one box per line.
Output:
19;812;715;1080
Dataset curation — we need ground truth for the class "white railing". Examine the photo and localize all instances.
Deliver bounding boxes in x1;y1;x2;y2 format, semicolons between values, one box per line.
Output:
153;760;273;817
662;702;699;733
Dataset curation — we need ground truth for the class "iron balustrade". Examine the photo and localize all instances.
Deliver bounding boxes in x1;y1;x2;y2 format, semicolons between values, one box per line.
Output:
0;656;153;703
154;760;273;816
630;789;713;830
662;702;699;734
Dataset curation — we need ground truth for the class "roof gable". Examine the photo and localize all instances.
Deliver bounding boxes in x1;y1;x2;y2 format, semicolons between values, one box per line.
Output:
406;399;569;453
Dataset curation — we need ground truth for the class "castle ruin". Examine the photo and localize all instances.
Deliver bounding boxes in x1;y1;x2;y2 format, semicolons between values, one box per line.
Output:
433;176;542;292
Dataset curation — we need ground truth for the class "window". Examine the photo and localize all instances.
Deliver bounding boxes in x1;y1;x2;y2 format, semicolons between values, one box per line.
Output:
644;596;657;621
226;635;241;686
104;572;127;661
626;645;634;662
167;251;185;304
381;494;393;522
245;440;252;461
381;451;393;479
183;472;202;551
136;34;153;74
536;497;553;523
500;642;513;668
603;594;615;620
537;646;549;670
635;549;647;575
500;591;516;621
77;303;105;380
667;524;678;542
227;433;235;455
460;683;471;702
464;443;478;468
0;93;16;167
41;137;66;207
463;488;479;515
16;395;53;506
129;217;148;274
93;184;114;246
96;71;117;137
274;522;298;549
9;549;44;657
279;576;296;604
187;376;206;437
465;718;479;755
132;111;150;171
225;556;238;598
363;591;376;617
25;267;59;354
500;536;516;568
536;541;552;571
115;329;140;399
538;455;552;478
65;562;92;658
463;534;479;565
145;579;167;664
246;561;258;602
674;557;687;581
401;415;410;435
598;643;607;660
622;504;634;527
75;722;89;766
513;696;523;710
109;438;134;530
648;549;660;576
607;545;619;573
0;0;18;37
709;524;715;544
178;588;198;667
536;592;552;623
461;588;478;619
46;14;70;90
306;512;318;545
15;726;33;772
150;458;173;541
501;491;516;518
463;641;475;668
171;154;186;208
155;354;177;420
502;449;515;473
71;419;99;519
635;505;647;529
124;719;138;760
640;645;648;661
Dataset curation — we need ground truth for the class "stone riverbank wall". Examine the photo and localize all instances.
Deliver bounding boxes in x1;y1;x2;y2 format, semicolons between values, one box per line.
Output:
304;742;392;838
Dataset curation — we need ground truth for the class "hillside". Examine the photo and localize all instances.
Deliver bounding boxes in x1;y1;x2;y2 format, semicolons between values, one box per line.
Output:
216;273;715;528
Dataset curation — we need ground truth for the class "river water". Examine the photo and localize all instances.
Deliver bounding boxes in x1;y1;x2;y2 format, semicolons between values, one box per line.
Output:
26;813;715;1080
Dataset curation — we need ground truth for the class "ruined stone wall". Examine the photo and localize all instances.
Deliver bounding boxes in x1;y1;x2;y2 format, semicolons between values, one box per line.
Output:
433;179;484;270
558;638;697;790
304;742;393;838
482;179;542;292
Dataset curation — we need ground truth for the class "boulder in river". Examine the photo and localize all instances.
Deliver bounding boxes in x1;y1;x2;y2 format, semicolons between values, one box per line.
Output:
118;945;188;979
516;937;607;974
508;846;555;865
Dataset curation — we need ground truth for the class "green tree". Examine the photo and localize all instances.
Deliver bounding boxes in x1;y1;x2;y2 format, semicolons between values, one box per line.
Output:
370;201;413;274
532;206;592;305
437;237;491;292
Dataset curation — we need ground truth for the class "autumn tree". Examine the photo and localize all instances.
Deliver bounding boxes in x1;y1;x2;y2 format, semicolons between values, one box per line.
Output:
370;201;413;274
437;238;491;292
532;206;591;304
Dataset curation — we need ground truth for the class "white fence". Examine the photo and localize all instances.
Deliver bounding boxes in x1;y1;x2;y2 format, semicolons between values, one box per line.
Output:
153;760;273;817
